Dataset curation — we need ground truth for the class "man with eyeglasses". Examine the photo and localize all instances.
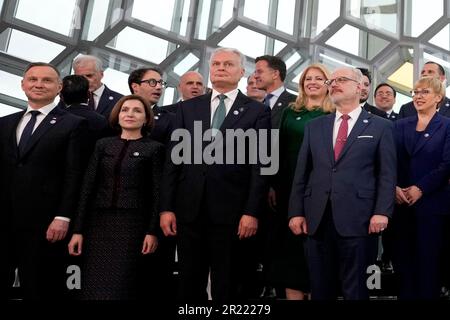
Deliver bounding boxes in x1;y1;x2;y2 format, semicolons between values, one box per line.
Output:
399;61;450;119
289;67;396;300
72;55;123;119
356;67;387;118
128;67;174;144
374;83;398;121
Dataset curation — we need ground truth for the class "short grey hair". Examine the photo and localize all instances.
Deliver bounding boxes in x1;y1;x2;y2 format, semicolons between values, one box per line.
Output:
209;47;246;68
73;54;103;72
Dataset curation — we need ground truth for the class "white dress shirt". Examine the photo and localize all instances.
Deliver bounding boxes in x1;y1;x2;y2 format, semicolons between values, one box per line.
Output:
210;88;239;125
92;84;105;109
266;86;285;109
333;107;362;148
16;103;57;144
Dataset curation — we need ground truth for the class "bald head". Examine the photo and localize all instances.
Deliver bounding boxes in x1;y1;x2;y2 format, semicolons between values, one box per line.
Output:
178;71;205;101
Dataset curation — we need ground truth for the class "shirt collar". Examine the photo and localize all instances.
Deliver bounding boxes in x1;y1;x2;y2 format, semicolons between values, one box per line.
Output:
211;88;239;102
336;105;362;121
25;102;56;117
270;86;285;99
93;84;105;97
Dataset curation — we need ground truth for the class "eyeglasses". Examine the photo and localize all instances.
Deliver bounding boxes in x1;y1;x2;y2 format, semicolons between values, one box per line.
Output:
324;76;359;86
376;91;394;97
411;89;432;97
139;78;167;87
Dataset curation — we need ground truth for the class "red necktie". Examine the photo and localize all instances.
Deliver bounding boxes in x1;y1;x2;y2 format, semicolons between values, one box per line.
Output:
88;91;95;110
334;114;350;160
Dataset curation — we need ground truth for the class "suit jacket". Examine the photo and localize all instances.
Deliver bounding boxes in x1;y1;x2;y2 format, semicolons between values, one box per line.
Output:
151;106;176;144
395;113;450;216
0;107;87;231
362;102;387;118
163;101;181;114
96;85;123;119
387;110;399;121
398;97;450;119
271;90;297;129
288;109;397;237
160;91;272;225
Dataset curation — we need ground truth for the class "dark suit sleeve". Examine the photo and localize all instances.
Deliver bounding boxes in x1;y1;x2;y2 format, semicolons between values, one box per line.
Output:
374;121;397;217
288;121;313;218
72;140;103;234
244;106;272;217
148;143;164;234
159;104;184;212
416;123;450;194
57;119;88;220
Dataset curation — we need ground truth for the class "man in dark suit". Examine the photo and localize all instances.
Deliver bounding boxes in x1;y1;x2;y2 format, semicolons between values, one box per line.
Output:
399;61;450;119
246;74;265;103
164;71;206;113
0;62;87;300
254;55;296;129
373;83;399;121
356;67;387;118
72;54;123;119
128;67;175;144
160;47;272;301
288;67;396;300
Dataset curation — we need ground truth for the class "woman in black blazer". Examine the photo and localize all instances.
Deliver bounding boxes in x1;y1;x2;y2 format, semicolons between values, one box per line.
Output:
393;77;450;299
68;94;164;300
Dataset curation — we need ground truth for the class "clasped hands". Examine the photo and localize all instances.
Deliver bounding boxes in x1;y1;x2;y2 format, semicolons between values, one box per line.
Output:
396;185;422;206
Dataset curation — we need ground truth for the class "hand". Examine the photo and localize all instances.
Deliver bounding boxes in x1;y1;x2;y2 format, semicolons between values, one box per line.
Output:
395;186;409;205
289;216;308;235
46;218;69;243
160;211;177;236
268;188;277;211
142;235;158;254
68;234;83;256
237;215;258;240
369;214;388;234
404;185;423;205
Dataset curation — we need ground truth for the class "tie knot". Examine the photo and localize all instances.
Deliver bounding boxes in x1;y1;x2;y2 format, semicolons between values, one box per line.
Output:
29;110;40;118
218;94;227;102
341;114;350;121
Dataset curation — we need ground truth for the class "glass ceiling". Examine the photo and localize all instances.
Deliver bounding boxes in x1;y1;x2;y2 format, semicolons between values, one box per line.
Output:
1;0;450;115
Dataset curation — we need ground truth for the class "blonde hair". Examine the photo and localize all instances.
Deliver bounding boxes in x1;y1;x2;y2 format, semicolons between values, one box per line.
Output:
290;63;334;113
414;76;445;97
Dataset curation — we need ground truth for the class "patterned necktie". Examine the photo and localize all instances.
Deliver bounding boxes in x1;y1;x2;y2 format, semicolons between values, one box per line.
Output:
212;94;227;132
88;91;95;110
263;93;274;108
334;114;350;160
18;110;40;156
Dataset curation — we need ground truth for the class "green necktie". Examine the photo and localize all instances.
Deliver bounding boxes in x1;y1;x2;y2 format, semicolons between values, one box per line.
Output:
212;94;227;132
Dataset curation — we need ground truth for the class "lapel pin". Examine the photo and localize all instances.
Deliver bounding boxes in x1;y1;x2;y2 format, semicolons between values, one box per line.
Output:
50;120;56;124
133;152;140;156
233;110;239;115
109;96;114;100
446;102;449;107
424;133;430;138
277;102;282;106
154;116;159;120
363;119;369;123
296;116;301;120
391;115;396;119
239;107;244;112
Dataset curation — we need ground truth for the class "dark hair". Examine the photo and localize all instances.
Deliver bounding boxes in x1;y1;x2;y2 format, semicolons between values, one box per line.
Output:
356;67;371;83
255;55;287;81
128;67;163;93
374;83;396;98
23;62;60;77
424;61;446;77
109;94;154;134
61;75;89;105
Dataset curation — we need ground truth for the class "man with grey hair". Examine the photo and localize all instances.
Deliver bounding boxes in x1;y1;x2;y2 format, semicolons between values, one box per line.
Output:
160;47;271;301
73;54;123;118
288;67;396;300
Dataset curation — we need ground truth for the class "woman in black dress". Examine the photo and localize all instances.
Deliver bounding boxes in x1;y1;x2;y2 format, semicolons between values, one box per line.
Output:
68;94;164;300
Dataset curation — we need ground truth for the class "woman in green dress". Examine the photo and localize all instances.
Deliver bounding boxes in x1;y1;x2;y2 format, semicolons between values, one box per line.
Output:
270;63;335;300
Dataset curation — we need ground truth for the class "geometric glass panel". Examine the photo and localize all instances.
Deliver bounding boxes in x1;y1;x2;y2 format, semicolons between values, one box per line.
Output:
429;24;450;51
403;0;443;37
15;0;78;36
174;53;200;76
1;29;65;62
276;0;296;35
131;0;176;32
103;68;132;96
388;62;414;93
86;0;111;41
244;0;270;24
348;0;398;36
313;0;340;37
0;70;27;100
0;103;22;117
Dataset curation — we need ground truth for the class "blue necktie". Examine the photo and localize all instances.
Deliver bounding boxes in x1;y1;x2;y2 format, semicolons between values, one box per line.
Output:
263;93;274;108
212;94;227;132
18;110;40;156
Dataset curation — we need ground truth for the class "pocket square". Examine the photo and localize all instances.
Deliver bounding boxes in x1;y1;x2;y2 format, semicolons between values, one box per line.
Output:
357;135;373;138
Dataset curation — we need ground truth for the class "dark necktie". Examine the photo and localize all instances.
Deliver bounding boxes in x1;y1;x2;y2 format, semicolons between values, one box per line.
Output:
88;91;95;110
263;93;274;108
334;114;350;160
18;110;40;156
212;94;227;133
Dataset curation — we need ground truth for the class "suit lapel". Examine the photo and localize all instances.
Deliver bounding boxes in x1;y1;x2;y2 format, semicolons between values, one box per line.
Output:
220;91;249;131
403;116;417;156
271;91;289;122
96;86;111;115
335;110;371;163
412;113;442;156
9;111;25;158
439;97;450;115
196;93;212;131
20;108;65;158
322;114;335;165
